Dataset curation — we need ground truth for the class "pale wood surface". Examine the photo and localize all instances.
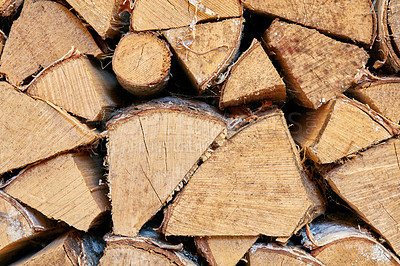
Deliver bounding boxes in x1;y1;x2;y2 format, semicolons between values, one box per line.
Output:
107;98;226;236
292;95;393;164
326;138;400;256
113;32;171;96
5;153;109;231
388;0;400;56
243;0;375;46
0;0;23;17
195;236;258;266
264;21;369;109
0;0;102;85
162;109;324;237
0;82;99;175
220;40;285;109
64;0;122;38
131;0;242;31
26;49;120;121
164;18;243;92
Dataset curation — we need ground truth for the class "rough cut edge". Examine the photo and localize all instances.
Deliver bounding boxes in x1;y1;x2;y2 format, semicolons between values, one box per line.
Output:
0;0;23;17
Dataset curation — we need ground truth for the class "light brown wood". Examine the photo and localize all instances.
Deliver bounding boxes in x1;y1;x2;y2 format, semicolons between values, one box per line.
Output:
248;243;324;266
291;95;395;164
107;97;227;236
163;18;243;92
219;39;285;109
64;0;123;39
112;32;171;97
325;138;400;256
131;0;242;31
0;82;99;175
242;0;376;46
161;109;324;238
4;152;109;231
100;236;195;265
195;236;258;266
264;20;369;109
302;221;400;265
0;0;23;17
0;0;102;85
26;48;121;121
348;78;400;124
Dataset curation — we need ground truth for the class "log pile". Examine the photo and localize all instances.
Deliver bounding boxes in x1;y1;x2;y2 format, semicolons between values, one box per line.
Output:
0;0;399;265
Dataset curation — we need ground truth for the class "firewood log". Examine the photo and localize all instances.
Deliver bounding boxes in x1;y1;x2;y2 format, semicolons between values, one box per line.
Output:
0;0;23;17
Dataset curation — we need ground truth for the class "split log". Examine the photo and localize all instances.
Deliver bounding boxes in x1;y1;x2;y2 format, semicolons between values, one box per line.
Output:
0;191;54;250
99;235;196;265
325;138;400;256
0;30;5;56
4;152;110;231
248;243;324;266
302;221;400;265
242;0;376;46
0;0;102;85
163;18;243;93
112;32;171;97
219;39;286;109
291;95;396;164
348;77;400;124
131;0;242;31
161;109;324;239
263;20;369;109
26;48;121;121
0;82;99;175
195;236;258;266
0;0;23;17
64;0;124;39
107;97;227;236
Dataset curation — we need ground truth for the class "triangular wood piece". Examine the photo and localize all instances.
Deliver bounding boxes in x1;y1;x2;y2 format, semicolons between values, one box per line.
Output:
264;20;369;109
0;82;99;175
100;236;196;265
0;0;23;17
107;97;227;236
131;0;242;31
348;78;400;124
325;138;400;256
0;191;54;250
248;243;324;266
26;48;121;121
0;0;102;85
242;0;375;46
163;18;243;92
161;109;324;238
291;95;396;164
220;39;285;109
64;0;123;39
4;152;110;231
302;221;400;264
195;236;258;266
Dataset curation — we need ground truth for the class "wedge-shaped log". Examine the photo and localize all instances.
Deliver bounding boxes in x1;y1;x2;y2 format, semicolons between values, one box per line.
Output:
100;236;196;265
107;97;227;236
348;78;400;124
161;109;324;238
4;153;109;231
302;221;400;265
291;95;396;164
0;0;23;17
131;0;242;31
220;39;285;109
195;236;258;266
0;0;102;85
325;138;400;256
0;82;99;175
242;0;376;46
26;49;120;121
64;0;123;39
248;243;323;266
0;191;53;250
113;32;171;97
264;21;369;109
164;18;243;92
